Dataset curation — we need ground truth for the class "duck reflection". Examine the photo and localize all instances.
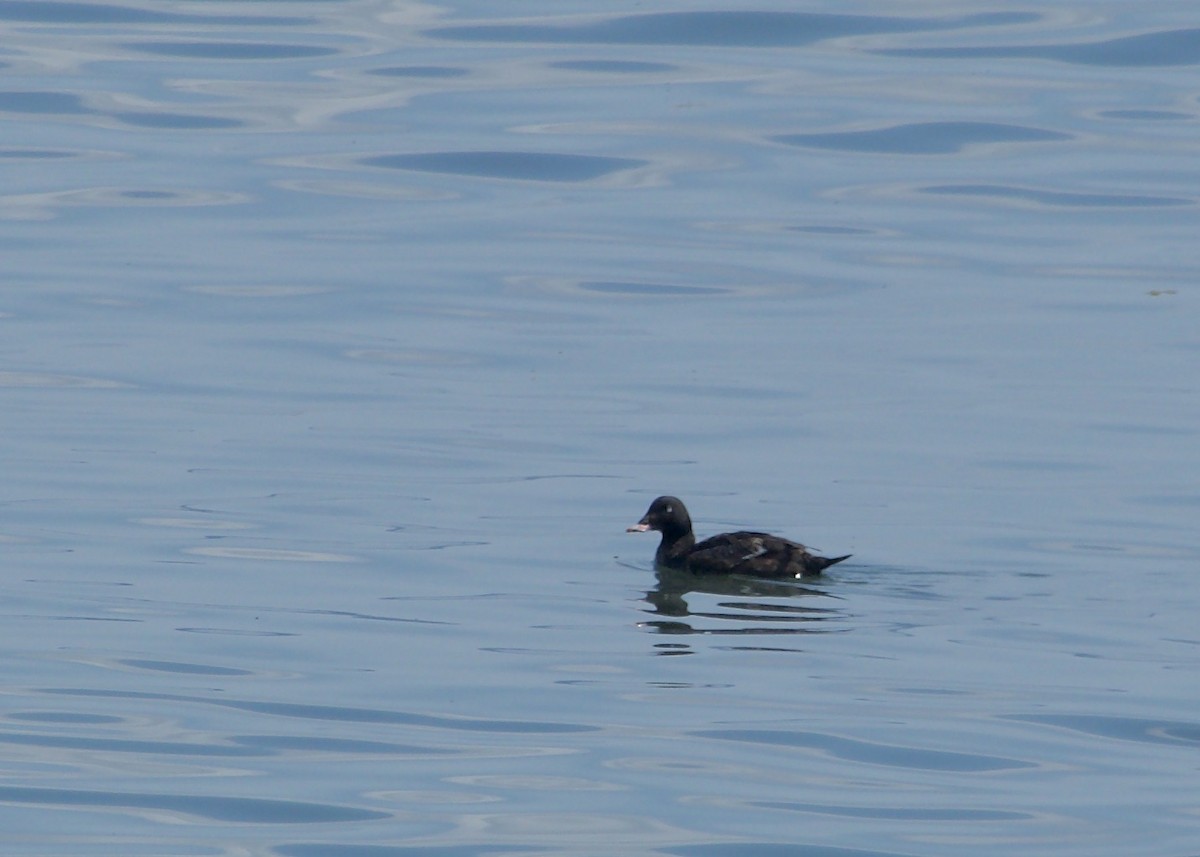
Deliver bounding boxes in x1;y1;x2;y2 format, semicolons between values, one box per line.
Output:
640;566;843;646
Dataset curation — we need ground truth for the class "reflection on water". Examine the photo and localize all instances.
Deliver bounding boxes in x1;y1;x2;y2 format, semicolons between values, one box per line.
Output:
641;567;843;649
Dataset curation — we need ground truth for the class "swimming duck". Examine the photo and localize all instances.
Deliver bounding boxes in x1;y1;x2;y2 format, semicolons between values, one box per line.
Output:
627;495;850;579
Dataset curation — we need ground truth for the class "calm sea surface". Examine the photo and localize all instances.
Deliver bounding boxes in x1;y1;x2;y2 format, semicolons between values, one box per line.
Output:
2;1;1198;855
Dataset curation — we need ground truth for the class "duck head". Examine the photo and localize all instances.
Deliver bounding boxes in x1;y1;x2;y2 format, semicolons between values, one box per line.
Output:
627;496;693;540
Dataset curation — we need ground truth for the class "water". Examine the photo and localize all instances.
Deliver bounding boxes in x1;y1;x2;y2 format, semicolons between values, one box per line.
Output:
2;2;1198;854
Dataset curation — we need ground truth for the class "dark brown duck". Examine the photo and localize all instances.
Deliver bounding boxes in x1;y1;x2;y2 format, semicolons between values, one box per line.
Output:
627;495;850;579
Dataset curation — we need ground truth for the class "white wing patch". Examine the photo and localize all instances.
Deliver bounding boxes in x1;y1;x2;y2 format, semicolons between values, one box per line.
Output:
740;540;768;562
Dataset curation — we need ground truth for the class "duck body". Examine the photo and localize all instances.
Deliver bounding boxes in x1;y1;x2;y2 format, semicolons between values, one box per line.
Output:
628;495;850;579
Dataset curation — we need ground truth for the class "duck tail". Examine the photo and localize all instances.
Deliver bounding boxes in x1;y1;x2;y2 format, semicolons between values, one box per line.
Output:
815;553;852;572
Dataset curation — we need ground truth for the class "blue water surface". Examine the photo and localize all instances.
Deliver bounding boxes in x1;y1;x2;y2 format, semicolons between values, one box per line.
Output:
1;1;1198;855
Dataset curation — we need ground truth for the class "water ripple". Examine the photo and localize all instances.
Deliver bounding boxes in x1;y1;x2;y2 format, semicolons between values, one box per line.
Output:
231;734;457;755
0;784;386;823
878;27;1200;66
550;59;677;74
775;121;1069;155
921;183;1191;208
121;40;338;61
0;370;126;388
362;151;647;183
426;11;1039;48
0;0;306;26
112;111;244;130
368;65;470;79
666;845;920;857
277;846;535;857
117;658;252;676
0;147;93;160
3;187;247;215
1006;713;1200;747
748;800;1031;821
6;712;122;725
43;688;599;734
0;731;263;757
0;91;89;114
689;728;1035;772
184;546;360;562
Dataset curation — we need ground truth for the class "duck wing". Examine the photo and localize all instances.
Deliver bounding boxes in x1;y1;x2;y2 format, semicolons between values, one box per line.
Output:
684;531;811;578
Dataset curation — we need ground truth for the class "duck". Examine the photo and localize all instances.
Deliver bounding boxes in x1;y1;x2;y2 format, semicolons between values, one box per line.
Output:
627;495;850;579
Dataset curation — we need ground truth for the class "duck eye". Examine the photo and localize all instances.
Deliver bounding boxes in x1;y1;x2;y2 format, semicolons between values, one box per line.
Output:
664;505;673;514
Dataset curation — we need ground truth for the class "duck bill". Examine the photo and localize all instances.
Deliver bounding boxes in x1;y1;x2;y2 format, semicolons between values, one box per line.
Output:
626;522;651;533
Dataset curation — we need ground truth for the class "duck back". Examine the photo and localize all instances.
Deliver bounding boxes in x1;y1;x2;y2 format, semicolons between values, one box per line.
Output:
682;531;848;579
